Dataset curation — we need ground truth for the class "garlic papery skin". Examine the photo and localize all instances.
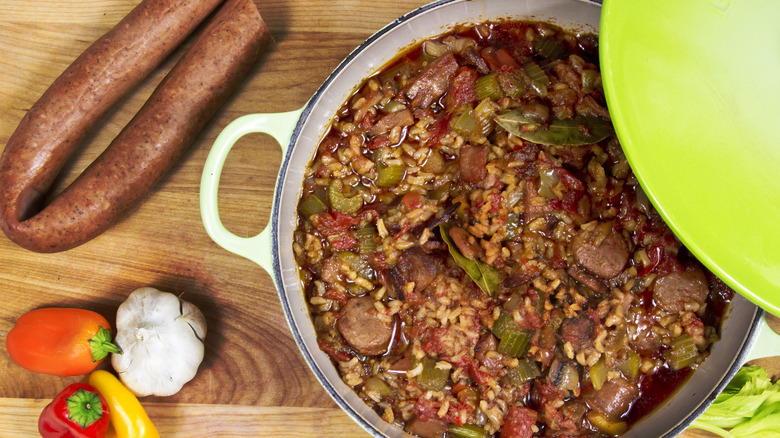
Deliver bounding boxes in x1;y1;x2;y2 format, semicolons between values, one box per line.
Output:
111;287;207;397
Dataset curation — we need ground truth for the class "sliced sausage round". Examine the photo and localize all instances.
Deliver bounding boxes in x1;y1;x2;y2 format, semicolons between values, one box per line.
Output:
571;224;629;279
653;266;708;313
336;296;392;356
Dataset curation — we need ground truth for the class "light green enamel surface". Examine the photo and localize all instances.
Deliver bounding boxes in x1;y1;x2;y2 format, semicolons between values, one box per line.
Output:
745;314;780;362
600;0;780;316
199;109;302;281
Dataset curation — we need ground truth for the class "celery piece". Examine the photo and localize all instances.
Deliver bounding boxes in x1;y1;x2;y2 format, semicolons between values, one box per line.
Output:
523;62;550;96
475;73;504;100
473;98;497;136
327;179;362;214
664;334;700;370
506;358;541;385
582;70;602;91
499;71;527;100
355;225;377;255
534;37;566;60
449;424;489;438
617;350;641;380
538;167;560;199
453;108;479;137
375;161;405;187
364;376;393;398
498;327;532;358
298;193;329;218
381;100;407;114
337;251;373;280
589;357;608;390
588;411;627;435
416;357;449;391
491;312;515;339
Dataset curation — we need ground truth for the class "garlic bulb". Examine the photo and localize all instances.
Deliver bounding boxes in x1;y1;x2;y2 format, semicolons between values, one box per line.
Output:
111;287;207;397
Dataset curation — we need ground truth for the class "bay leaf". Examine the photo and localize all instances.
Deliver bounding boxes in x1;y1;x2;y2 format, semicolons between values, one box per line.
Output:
495;110;613;146
439;223;501;297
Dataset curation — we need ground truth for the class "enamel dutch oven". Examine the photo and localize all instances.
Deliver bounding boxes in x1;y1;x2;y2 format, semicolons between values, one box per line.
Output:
200;0;780;436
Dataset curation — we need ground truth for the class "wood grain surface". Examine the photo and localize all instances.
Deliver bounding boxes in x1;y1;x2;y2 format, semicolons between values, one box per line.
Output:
0;1;776;437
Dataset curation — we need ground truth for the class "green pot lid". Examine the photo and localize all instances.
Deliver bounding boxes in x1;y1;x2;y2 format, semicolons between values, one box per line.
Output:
599;0;780;316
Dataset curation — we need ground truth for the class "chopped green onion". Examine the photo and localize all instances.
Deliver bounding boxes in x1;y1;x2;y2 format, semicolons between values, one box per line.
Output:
506;358;541;385
498;328;532;357
665;334;700;370
298;193;329;218
375;161;405;187
364;376;392;397
589;357;608;390
475;73;504;100
416;357;449;391
448;424;489;438
327;179;362;214
453;108;479;137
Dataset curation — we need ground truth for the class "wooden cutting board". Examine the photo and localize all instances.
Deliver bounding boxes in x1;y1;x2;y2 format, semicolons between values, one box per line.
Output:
0;1;775;436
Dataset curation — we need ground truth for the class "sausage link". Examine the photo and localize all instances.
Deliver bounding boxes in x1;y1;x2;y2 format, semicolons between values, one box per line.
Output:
0;0;271;252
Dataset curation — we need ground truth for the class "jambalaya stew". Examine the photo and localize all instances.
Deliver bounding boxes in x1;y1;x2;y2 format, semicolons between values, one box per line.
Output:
293;20;733;438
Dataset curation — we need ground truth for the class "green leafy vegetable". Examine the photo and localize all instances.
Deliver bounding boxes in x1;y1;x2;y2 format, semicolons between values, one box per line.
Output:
689;365;780;437
495;110;613;146
439;223;502;296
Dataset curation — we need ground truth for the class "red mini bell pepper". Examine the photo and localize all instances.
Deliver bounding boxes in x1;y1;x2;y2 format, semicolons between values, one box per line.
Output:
38;382;111;438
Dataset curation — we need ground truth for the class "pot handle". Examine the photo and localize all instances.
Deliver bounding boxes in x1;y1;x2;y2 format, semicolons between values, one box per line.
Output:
744;312;780;362
199;109;303;281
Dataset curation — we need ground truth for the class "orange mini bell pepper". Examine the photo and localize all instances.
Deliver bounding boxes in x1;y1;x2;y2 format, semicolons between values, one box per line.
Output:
6;308;122;376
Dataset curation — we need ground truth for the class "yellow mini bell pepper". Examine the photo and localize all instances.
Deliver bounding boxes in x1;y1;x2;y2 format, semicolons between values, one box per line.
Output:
88;370;160;438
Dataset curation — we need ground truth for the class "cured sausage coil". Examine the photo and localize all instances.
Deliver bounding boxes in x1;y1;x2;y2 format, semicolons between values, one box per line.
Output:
0;0;271;252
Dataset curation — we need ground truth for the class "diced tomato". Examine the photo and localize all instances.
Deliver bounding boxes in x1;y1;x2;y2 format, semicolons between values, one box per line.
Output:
445;66;479;110
313;211;360;234
424;114;453;148
318;136;341;154
402;192;424;211
368;135;391;150
490;193;503;213
495;48;520;70
414;395;473;426
323;288;349;306
317;338;354;362
556;168;585;191
359;111;375;132
329;232;358;250
501;406;538;438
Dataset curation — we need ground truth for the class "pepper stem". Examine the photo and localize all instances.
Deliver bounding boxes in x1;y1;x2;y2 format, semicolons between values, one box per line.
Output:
66;388;104;429
89;326;123;361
